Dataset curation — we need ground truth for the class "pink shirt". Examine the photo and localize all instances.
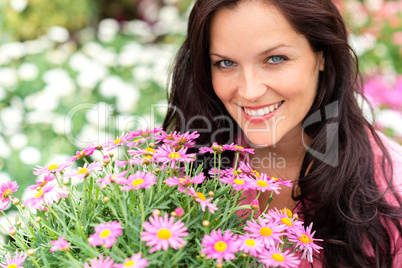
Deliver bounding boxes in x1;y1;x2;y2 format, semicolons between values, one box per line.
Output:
239;131;402;267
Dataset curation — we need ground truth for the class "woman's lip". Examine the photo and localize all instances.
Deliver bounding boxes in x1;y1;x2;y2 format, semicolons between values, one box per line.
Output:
242;101;284;110
241;101;284;123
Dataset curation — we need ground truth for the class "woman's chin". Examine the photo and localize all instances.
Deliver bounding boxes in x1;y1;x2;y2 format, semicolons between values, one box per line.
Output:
243;133;281;148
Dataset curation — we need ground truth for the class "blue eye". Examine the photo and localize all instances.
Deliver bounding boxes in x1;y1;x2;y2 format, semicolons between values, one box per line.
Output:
219;60;234;68
268;56;284;64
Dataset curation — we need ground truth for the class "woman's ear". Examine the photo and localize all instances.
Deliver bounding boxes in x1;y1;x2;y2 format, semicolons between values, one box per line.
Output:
319;51;325;71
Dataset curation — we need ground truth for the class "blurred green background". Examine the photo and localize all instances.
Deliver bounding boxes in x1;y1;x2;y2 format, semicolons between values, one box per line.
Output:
0;0;401;241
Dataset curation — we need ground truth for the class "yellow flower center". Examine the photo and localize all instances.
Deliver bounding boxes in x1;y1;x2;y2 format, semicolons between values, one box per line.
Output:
178;138;187;145
39;181;48;188
234;146;244;150
299;234;310;244
281;208;293;218
35;190;44;199
132;179;144;186
166;135;175;140
256;180;268;187
100;229;111;238
145;148;155;154
245;239;255;247
168;152;181;159
78;168;89;175
272;177;278;181
7;264;17;268
252;170;260;178
114;138;121;144
47;164;59;171
260;227;273;237
124;260;135;267
233;179;245;185
2;189;12;199
214;241;227;252
281;218;293;227
195;192;206;201
272;253;285;262
157;228;171;240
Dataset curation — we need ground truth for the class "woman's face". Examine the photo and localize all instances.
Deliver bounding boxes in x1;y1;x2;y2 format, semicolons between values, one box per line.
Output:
209;2;324;147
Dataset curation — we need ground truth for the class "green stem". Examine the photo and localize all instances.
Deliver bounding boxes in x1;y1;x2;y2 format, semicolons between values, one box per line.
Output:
262;191;274;215
65;251;84;267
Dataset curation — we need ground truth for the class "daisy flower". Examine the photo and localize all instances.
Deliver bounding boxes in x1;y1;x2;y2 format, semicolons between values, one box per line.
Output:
0;249;27;268
69;143;98;161
128;147;157;164
186;187;218;214
33;159;72;175
238;233;265;257
113;253;148;268
24;182;69;211
102;132;129;150
50;237;70;252
0;181;18;211
264;208;303;232
287;222;323;263
200;229;240;265
199;142;225;154
271;176;293;187
64;162;103;182
259;248;301;268
153;130;179;144
222;143;254;154
27;173;55;190
244;218;287;248
140;214;188;253
170;131;200;148
89;221;123;248
97;170;128;188
220;172;255;191
154;144;196;168
125;137;149;148
84;255;115;268
164;173;205;191
127;127;163;139
252;173;281;194
120;171;156;191
115;160;128;167
208;168;225;178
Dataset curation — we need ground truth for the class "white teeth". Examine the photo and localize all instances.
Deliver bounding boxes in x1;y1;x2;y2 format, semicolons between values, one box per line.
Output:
244;101;282;117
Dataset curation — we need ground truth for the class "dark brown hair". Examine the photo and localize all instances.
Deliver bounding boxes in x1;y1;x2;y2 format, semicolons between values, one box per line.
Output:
163;0;402;266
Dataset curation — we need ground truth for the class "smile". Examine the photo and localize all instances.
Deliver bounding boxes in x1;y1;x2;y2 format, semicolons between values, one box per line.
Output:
243;101;284;116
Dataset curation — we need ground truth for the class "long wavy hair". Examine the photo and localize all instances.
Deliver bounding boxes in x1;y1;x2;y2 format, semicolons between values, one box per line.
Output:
163;0;402;266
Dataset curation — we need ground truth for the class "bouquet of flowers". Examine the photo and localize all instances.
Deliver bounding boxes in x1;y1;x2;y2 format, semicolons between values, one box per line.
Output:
0;127;322;267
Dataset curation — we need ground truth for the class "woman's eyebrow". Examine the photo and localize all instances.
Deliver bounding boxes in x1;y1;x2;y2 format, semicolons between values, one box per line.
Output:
209;44;292;58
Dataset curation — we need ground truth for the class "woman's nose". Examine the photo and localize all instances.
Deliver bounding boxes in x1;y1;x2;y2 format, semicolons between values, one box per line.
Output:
237;68;268;102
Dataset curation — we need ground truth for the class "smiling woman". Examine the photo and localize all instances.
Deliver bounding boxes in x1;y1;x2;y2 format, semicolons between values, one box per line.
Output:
163;0;402;267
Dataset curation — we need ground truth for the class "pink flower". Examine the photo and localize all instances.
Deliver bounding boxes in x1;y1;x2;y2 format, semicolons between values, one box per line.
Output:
102;132;128;150
120;171;156;191
199;142;225;154
115;160;128;167
64;162;103;182
200;229;240;265
24;182;69;211
97;170;128;188
174;207;184;218
140;214;188;253
153;130;180;144
287;222;323;263
0;181;18;211
50;237;70;252
154;144;196;168
128;147;157;164
84;255;115;268
125;137;148;148
220;171;255;191
170;131;200;148
113;253;148;268
271;176;293;188
0;249;27;268
27;173;55;190
252;173;281;194
259;248;301;268
244;218;287;248
70;143;98;161
222;143;254;154
264;208;303;233
164;173;205;192
238;233;265;257
89;221;123;248
33;159;72;175
186;187;218;214
127;127;163;140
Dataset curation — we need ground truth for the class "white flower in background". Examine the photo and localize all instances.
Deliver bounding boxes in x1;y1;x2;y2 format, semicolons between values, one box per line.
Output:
52;114;71;135
69;52;91;72
77;124;110;148
373;43;388;58
116;84;140;113
345;1;369;28
123;20;153;38
47;26;69;43
9;0;27;12
0;172;12;183
158;5;180;28
0;86;6;101
348;33;376;57
46;49;69;65
18;63;39;81
82;42;104;58
19;147;42;165
152;48;172;87
1;106;23;127
364;0;384;12
0;211;18;232
118;43;143;66
26;111;55;124
156;100;168;116
376;109;402;137
163;0;178;5
99;76;126;98
86;102;114;128
93;48;117;67
0;136;12;158
0;68;18;88
25;37;52;55
98;18;119;43
139;47;155;64
9;133;28;150
115;114;137;132
42;68;75;97
133;65;152;83
25;90;60;111
0;42;26;64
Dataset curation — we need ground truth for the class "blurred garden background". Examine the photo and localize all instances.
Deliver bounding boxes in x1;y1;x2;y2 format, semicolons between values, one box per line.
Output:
0;0;401;243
